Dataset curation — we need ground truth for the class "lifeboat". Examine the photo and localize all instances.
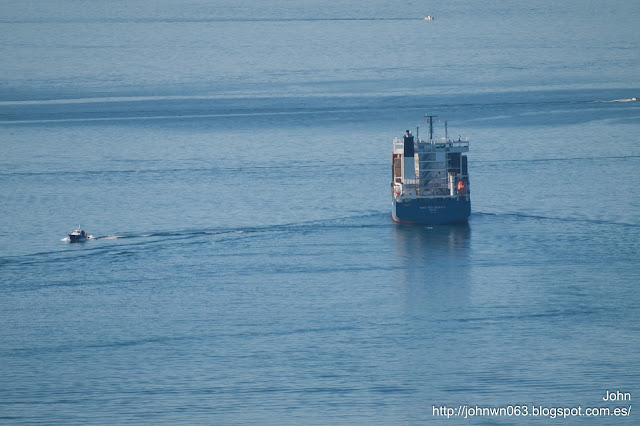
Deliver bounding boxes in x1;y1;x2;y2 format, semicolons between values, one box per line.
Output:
457;179;467;195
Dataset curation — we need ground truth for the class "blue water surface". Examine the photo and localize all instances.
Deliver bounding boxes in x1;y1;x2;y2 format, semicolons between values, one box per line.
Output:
1;0;639;424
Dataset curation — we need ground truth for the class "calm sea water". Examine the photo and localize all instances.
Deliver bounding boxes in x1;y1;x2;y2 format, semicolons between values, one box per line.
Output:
1;0;639;424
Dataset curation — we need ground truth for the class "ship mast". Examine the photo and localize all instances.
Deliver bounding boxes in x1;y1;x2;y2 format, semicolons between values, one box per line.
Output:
424;115;437;141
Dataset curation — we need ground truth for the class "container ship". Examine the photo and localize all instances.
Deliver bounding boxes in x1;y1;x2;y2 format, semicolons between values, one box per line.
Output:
391;116;470;224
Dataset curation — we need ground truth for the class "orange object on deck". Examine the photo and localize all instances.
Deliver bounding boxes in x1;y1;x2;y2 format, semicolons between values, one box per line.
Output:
457;180;466;195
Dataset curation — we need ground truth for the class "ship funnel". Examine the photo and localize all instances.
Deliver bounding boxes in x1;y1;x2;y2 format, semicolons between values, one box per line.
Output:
403;130;415;181
403;130;414;157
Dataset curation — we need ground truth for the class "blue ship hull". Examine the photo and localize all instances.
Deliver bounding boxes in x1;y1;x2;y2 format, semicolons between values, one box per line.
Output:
392;197;470;225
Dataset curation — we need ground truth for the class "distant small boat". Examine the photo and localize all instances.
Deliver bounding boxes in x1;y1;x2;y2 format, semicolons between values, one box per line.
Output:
69;225;89;243
424;15;434;21
632;97;638;101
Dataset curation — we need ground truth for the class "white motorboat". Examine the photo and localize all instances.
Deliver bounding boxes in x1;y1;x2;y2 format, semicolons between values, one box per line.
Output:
69;225;89;243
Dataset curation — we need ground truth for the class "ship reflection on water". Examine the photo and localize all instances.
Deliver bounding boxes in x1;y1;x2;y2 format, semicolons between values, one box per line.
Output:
392;223;472;317
393;223;471;261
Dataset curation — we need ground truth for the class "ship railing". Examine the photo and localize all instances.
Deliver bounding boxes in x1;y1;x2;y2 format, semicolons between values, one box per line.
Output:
419;188;452;197
401;179;420;186
394;178;469;196
416;139;469;150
